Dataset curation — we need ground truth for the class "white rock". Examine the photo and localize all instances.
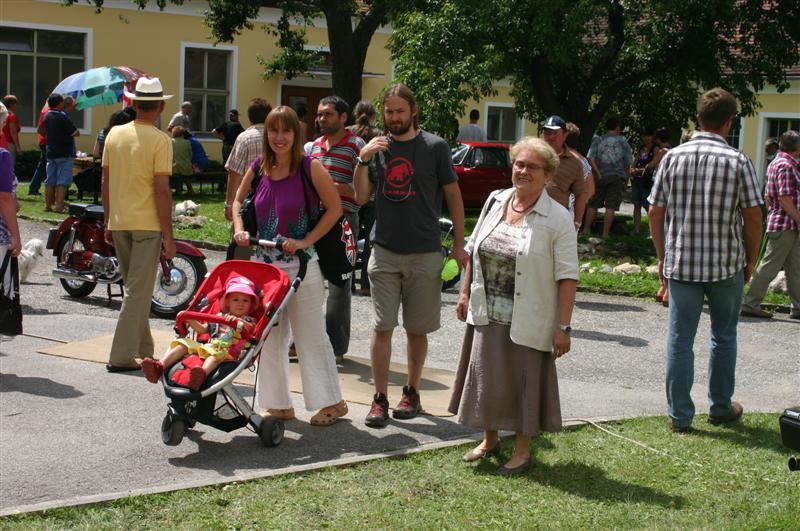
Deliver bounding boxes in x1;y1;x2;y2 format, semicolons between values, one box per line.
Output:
580;263;592;272
588;237;603;245
600;264;613;273
645;265;660;274
768;271;787;293
577;243;594;254
613;262;642;274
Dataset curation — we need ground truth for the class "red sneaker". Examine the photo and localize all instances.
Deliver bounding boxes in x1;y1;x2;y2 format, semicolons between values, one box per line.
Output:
365;393;390;428
187;366;207;391
141;358;164;383
393;385;422;419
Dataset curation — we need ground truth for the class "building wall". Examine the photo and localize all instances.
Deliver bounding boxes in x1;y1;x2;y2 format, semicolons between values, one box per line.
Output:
4;0;797;166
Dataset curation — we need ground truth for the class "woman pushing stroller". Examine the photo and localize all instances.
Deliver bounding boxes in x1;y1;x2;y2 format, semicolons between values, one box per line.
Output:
141;276;259;391
231;105;348;427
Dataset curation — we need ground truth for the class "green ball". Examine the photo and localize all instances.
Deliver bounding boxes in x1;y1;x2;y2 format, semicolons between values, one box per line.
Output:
441;258;460;281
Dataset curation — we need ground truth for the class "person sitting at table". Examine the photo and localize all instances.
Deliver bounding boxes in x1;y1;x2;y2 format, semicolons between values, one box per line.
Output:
171;126;194;195
92;110;134;160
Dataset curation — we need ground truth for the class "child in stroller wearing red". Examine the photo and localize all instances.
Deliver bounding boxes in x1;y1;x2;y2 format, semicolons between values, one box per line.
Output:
142;276;259;390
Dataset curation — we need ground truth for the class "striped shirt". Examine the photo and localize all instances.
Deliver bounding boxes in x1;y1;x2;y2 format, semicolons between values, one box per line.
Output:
648;132;763;282
310;130;365;212
224;125;264;176
764;151;800;232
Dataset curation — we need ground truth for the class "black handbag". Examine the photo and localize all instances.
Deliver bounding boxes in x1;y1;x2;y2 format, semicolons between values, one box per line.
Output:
0;252;22;336
300;159;357;286
229;161;263;259
239;169;262;237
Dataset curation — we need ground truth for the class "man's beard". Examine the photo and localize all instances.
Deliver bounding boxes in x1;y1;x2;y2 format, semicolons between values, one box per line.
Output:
387;117;413;136
322;122;342;136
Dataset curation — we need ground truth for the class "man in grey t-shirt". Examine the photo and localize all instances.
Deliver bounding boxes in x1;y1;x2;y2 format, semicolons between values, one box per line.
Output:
584;117;633;238
457;109;487;142
355;83;468;428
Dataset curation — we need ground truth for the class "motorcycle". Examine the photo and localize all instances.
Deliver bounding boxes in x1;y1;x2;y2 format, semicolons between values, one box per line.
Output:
355;217;461;292
45;202;208;318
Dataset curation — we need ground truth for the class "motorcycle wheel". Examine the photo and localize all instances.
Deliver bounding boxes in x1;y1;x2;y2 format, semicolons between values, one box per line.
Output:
150;253;207;318
56;233;98;298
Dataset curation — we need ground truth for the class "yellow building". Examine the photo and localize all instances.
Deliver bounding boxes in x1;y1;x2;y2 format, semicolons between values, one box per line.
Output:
2;0;798;166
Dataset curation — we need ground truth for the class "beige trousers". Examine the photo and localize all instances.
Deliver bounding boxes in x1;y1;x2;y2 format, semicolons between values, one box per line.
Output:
108;230;162;366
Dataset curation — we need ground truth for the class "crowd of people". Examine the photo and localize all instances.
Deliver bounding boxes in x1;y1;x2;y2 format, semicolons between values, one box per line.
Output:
1;78;798;476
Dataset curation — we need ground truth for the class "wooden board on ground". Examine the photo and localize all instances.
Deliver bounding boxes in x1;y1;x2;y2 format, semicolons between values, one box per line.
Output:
37;330;455;416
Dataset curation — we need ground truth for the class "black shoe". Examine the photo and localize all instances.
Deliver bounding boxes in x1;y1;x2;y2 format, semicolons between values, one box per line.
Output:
106;363;141;373
28;191;41;196
365;393;390;428
708;401;743;425
392;385;422;419
668;419;692;434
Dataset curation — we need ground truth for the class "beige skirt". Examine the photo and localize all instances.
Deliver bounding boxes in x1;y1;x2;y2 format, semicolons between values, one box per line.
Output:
448;323;562;437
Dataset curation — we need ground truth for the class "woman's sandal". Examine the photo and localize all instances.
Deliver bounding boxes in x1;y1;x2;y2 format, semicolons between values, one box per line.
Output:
310;400;348;426
261;408;296;421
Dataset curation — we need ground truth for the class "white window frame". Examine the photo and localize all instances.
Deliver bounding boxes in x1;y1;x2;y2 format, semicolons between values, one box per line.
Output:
483;102;522;144
755;111;800;172
179;41;238;137
0;20;93;135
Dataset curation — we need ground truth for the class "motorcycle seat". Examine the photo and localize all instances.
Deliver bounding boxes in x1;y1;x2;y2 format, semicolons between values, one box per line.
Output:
68;202;105;220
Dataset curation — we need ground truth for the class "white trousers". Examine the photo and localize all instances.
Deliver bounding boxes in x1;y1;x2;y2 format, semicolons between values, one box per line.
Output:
254;259;343;412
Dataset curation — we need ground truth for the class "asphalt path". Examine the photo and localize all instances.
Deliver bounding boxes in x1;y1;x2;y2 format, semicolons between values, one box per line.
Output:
1;218;798;515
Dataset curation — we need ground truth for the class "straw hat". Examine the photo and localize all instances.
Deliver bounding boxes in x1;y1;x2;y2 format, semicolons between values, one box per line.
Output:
123;77;173;101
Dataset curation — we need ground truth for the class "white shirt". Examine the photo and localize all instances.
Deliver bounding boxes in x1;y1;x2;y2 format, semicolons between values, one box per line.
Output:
457;123;487;142
466;188;579;351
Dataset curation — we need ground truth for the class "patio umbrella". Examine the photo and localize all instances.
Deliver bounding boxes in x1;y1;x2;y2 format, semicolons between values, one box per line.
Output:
52;66;149;110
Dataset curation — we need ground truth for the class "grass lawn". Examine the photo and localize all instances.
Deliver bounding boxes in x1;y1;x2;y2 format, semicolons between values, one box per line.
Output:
1;414;796;529
15;185;792;308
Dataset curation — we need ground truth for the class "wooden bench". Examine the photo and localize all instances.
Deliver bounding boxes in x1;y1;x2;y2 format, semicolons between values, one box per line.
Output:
193;171;227;193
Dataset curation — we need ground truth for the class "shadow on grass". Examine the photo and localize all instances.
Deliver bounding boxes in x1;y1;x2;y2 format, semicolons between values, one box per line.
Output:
472;456;683;507
691;420;789;455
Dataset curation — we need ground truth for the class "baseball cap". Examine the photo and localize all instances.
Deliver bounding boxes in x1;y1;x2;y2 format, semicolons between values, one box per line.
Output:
229;109;239;116
542;115;566;130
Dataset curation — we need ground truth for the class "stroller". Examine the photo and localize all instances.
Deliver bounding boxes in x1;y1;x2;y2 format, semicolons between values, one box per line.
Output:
159;239;307;448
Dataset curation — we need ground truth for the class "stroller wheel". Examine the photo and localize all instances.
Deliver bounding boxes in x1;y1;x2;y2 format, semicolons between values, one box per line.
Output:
161;414;186;446
259;416;284;447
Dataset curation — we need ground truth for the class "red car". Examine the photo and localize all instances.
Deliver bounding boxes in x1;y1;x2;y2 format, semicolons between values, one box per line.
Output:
451;141;512;208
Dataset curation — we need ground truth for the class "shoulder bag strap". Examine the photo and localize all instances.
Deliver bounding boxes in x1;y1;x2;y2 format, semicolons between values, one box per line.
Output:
298;156;320;223
0;252;11;288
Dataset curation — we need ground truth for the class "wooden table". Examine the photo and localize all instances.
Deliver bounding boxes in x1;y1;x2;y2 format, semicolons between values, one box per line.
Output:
72;156;101;204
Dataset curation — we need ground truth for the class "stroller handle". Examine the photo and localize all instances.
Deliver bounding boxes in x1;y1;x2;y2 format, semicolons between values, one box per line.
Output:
249;237;308;282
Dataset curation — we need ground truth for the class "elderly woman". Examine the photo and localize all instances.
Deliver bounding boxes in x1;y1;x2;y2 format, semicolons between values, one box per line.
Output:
232;105;348;427
449;136;579;476
0;102;22;299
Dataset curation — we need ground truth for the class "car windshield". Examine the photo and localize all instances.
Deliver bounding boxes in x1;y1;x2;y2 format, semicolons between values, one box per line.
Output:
451;144;469;165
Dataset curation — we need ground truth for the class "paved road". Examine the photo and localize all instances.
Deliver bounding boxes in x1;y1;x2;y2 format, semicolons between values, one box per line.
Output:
1;218;798;515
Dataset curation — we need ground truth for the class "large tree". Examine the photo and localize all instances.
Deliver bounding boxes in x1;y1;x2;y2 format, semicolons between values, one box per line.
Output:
389;0;800;146
64;0;402;111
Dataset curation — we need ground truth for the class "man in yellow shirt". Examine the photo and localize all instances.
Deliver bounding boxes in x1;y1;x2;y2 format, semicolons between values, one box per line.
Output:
102;77;176;372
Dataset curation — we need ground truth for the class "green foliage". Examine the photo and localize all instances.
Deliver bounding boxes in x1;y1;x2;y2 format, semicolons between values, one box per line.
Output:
4;414;798;529
390;0;800;149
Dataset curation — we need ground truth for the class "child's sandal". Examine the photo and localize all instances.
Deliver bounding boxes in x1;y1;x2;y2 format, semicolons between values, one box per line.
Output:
310;400;348;426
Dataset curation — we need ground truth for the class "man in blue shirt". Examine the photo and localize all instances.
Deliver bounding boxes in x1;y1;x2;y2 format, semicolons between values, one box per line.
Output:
38;93;79;213
584;117;632;238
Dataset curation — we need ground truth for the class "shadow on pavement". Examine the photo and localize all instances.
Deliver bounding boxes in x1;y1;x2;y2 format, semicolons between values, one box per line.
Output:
0;373;84;399
576;300;647;313
572;329;649;347
167;415;477;475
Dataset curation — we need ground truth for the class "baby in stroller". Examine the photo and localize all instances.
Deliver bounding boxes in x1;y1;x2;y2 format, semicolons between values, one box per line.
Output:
142;276;259;390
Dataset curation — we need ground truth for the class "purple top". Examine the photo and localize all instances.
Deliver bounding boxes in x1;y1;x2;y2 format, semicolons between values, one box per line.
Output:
250;155;319;266
0;148;18;245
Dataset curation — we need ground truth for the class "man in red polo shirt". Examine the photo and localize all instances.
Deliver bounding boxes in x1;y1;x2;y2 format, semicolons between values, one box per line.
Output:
310;95;366;362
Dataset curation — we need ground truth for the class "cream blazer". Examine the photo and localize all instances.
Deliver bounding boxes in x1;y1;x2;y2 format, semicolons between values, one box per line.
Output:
465;188;579;351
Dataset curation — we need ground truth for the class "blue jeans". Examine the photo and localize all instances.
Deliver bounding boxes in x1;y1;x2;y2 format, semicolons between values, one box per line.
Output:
666;271;744;427
29;146;47;194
